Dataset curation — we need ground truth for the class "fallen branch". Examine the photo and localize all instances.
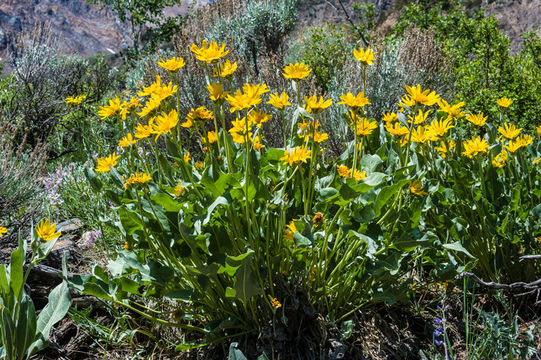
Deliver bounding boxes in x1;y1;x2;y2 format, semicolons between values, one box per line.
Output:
519;254;541;262
455;272;541;290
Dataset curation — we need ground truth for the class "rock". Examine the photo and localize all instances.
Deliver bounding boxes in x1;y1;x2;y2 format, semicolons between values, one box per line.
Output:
41;235;81;269
56;218;83;234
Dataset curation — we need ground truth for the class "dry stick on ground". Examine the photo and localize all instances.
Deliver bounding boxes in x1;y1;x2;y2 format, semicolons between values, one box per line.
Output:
455;273;541;291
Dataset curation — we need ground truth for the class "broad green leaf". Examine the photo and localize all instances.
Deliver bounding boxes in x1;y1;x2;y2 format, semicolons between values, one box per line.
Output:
443;242;474;258
15;298;36;360
228;342;248;360
9;246;23;299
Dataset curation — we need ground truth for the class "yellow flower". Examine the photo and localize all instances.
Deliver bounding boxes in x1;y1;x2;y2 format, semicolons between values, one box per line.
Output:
213;59;237;78
123;242;129;250
36;219;62;242
507;134;534;151
533;157;541;165
186;106;214;125
497;123;522;140
409;180;427;197
123;172;152;189
137;96;162;117
337;92;371;109
304;95;332;114
438;99;465;120
152;109;179;140
118;133;137;147
271;297;282;308
98;97;122;119
204;131;218;144
174;181;185;197
226;83;269;113
284;220;297;241
253;135;265;150
337;164;352;178
404;84;440;106
382;112;397;123
157;56;186;72
195;162;204;170
497;97;513;108
352;116;378;136
466;111;487;127
492;150;508;168
462;136;489;158
385;122;409;137
312;212;324;226
184;152;191;163
537;125;541;136
427;118;454;137
434;140;455;158
229;118;252;144
0;226;7;237
353;47;374;66
66;95;86;105
312;131;329;143
504;139;522;153
399;95;416;108
408;109;431;125
207;82;227;101
95;153;120;173
190;40;229;63
353;169;367;181
411;126;437;144
280;146;311;166
135;122;153;139
247;110;272;127
283;63;312;81
267;92;291;110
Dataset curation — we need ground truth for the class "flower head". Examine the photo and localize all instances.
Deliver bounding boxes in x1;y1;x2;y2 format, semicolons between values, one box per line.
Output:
203;131;218;144
0;226;7;237
382;112;398;123
226;83;269;113
36;219;61;241
434;140;455;158
247;110;271;127
462;136;489;158
304;95;332;114
281;146;311;166
135;122;153;139
284;220;297;241
385;122;409;137
497;97;513;108
95;153;120;173
466;111;487;127
408;109;431;125
536;125;541;136
123;172;152;189
190;40;229;63
118;133;137;147
404;84;440;106
152;109;179;140
66;95;86;105
267;92;291;110
350;115;378;136
98;97;122;119
428;118;454;137
283;63;312;81
498;123;522;140
353;47;374;66
213;59;237;78
157;56;186;72
438;99;465;120
492;150;508;167
409;180;427;197
271;297;282;308
207;82;227;102
338;92;371;109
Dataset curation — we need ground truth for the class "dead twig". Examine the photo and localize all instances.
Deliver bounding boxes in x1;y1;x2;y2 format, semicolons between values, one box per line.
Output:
519;254;541;262
455;272;541;290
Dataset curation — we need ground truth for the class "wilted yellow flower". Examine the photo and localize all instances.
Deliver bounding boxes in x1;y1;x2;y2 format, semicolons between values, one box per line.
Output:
428;118;454;137
312;212;324;226
438;99;465;120
283;63;312;81
498;123;522;140
123;242;129;250
195;162;204;170
190;40;229;63
271;297;282;308
214;59;237;78
492;150;508;167
118;133;137;147
497;97;513;108
408;109;431;125
385;122;409;137
174;181;185;197
382;112;398;123
304;95;332;114
95;153;120;173
184;152;191;163
284;220;297;241
226;83;269;112
248;110;272;127
253;135;265;150
337;164;352;178
157;56;186;72
123;172;152;189
466;111;487;127
0;226;7;237
152;109;179;140
207;82;227;101
404;84;440;106
353;47;374;66
66;95;86;105
135;122;153;139
434;140;455;158
462;136;489;158
281;146;311;166
98;97;122;119
267;92;291;109
409;180;427;197
36;219;62;242
338;92;371;109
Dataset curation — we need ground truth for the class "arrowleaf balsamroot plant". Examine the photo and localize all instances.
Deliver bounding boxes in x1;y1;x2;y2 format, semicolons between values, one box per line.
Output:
73;41;541;348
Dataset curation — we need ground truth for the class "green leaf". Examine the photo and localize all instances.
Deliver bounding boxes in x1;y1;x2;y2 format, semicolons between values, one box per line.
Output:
9;245;23;299
228;342;248;360
118;207;143;236
225;287;237;297
233;254;260;300
204;196;229;225
360;154;383;173
318;187;338;201
443;242;474;258
151;193;182;212
15;298;36;360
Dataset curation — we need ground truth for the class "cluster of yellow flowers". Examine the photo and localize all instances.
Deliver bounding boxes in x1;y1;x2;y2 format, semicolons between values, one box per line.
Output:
123;172;152;189
66;94;86;105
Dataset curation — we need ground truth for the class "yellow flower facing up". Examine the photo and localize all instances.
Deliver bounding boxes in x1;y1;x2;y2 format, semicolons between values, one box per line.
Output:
226;83;269;113
98;97;122;119
284;220;297;241
95;153;120;173
466;111;487;127
462;136;489;158
497;97;513;108
385;122;409;137
304;95;332;114
408;109;431;125
152;109;179;140
0;226;7;237
492;150;508;168
36;219;61;242
382;112;398;123
282;63;312;81
337;92;371;109
157;56;186;72
137;75;178;102
409;180;428;197
404;84;440;106
267;92;291;110
190;40;229;63
124;172;152;189
207;82;227;102
280;146;311;166
213;59;237;78
118;133;137;147
135;122;153;139
353;47;374;66
66;95;86;105
434;140;455;158
438;99;465;120
428;118;454;137
498;123;522;140
247;110;272;127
